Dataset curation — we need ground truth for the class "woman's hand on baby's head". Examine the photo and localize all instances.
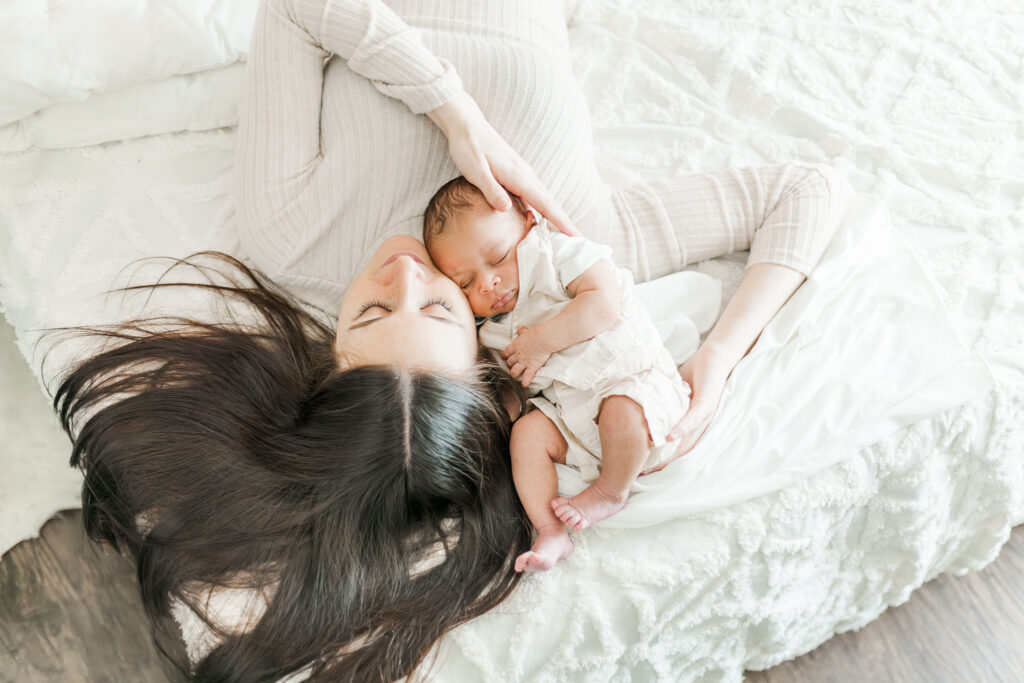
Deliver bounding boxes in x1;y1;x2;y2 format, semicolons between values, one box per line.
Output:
428;92;580;238
502;325;553;387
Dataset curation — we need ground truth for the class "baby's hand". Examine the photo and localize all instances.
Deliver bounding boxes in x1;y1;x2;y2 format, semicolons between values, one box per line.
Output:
502;326;552;388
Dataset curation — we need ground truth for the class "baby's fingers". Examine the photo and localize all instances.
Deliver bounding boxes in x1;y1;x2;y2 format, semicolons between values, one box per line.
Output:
508;361;527;382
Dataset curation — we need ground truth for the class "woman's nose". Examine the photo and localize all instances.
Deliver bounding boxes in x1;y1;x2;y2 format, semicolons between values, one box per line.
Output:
380;255;426;294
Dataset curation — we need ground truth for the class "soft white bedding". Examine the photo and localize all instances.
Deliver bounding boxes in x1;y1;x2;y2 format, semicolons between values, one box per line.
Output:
0;0;254;130
1;0;1022;680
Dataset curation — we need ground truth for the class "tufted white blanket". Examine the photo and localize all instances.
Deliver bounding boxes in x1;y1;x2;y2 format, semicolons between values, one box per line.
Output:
1;0;1022;680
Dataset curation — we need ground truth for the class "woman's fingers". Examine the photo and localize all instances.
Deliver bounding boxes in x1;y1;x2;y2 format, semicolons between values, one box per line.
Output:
497;165;579;236
459;154;511;212
475;166;513;212
436;90;579;235
668;399;710;441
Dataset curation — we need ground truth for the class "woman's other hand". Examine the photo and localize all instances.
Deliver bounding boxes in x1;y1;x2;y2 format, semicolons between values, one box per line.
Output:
427;92;579;236
639;343;734;474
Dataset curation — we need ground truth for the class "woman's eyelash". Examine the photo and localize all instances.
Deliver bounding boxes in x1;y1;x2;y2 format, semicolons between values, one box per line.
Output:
358;299;390;315
425;297;453;311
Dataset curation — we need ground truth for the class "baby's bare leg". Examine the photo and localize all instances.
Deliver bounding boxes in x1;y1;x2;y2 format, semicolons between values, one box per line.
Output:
551;395;649;531
510;410;575;573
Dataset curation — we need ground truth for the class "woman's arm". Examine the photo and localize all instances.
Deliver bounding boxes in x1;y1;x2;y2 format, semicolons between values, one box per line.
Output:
630;165;857;467
239;0;576;269
241;0;462;198
669;263;805;448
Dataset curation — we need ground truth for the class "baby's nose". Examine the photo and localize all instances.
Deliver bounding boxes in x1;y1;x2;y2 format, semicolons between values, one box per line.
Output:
480;274;500;292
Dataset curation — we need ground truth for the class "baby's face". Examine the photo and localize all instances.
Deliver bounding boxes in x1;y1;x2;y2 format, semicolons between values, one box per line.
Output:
429;204;535;318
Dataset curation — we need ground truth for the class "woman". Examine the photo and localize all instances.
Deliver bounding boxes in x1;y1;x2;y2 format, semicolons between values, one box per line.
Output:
53;0;851;680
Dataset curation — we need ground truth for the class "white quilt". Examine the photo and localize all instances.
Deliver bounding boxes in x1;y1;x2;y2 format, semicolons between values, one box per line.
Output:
1;0;1022;680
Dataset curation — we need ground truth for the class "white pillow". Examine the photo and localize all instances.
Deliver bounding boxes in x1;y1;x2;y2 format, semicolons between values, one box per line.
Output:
0;64;245;151
0;0;257;126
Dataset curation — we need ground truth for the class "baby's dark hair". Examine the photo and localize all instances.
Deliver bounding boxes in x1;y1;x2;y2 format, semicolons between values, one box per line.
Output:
423;176;528;250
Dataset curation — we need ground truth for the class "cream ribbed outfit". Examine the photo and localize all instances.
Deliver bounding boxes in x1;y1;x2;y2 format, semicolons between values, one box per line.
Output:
235;0;851;313
478;219;691;482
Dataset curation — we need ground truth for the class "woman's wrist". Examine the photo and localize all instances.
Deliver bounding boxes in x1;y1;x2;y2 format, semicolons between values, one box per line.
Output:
425;90;477;139
694;339;742;377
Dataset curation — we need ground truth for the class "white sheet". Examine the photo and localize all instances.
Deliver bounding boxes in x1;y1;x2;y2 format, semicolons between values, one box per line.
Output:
579;196;994;526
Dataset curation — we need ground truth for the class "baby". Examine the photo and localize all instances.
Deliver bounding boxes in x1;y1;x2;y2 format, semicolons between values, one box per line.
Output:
424;177;691;572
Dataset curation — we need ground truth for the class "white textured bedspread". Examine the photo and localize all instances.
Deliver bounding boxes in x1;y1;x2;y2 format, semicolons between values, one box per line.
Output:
1;0;1022;681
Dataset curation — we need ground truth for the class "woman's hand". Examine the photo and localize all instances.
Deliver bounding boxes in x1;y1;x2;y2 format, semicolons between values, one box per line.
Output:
640;343;735;474
427;92;579;236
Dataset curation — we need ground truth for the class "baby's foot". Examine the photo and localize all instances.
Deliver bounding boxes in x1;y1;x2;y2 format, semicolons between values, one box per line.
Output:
514;525;574;573
551;483;628;532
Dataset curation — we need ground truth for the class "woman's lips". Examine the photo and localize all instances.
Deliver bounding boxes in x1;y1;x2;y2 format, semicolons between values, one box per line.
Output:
382;252;425;266
492;290;516;311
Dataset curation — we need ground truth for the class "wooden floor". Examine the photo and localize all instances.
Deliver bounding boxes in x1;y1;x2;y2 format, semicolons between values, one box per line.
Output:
1;513;1022;682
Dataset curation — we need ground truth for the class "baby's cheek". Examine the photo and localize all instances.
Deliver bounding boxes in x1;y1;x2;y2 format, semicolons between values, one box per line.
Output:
469;295;491;317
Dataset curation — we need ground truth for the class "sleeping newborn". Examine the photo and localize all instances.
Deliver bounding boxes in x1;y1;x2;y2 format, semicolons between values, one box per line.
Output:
424;177;691;572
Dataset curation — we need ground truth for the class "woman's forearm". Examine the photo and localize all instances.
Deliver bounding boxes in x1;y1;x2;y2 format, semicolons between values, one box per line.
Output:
701;262;806;371
285;0;462;114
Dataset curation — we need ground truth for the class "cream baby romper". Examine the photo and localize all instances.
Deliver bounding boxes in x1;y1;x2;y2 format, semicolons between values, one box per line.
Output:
478;220;692;482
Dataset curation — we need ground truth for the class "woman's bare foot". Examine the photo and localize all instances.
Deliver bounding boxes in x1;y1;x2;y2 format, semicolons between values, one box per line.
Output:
514;525;574;573
550;482;627;531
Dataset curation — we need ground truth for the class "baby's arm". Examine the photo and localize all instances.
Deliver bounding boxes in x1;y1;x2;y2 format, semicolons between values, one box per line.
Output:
502;259;621;386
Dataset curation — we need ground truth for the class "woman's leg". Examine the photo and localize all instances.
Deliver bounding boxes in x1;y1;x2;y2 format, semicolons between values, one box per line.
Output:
586;164;855;283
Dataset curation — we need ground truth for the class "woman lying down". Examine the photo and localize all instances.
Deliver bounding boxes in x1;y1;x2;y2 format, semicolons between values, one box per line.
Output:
50;0;853;680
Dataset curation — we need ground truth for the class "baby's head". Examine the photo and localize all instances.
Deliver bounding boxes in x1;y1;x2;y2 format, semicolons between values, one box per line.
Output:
424;177;537;318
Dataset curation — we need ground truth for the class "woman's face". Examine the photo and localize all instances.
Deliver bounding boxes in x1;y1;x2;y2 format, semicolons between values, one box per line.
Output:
334;235;478;371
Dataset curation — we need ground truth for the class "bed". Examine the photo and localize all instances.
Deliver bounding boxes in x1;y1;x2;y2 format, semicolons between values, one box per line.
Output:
1;0;1021;680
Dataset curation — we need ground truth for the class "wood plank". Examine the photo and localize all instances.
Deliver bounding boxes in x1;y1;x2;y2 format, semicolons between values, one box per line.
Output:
2;513;1023;681
0;510;187;683
748;525;1024;683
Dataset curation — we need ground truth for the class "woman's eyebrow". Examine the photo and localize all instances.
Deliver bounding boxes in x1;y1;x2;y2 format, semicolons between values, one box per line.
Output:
348;313;464;331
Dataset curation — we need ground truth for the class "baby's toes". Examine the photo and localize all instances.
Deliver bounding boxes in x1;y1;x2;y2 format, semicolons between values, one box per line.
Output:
557;507;580;527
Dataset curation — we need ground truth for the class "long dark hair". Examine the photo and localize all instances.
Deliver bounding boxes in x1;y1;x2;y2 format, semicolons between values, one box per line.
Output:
45;252;531;682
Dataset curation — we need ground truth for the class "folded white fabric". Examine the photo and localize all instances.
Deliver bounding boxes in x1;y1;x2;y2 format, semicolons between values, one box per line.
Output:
0;0;257;128
555;195;996;526
635;271;722;365
0;65;245;152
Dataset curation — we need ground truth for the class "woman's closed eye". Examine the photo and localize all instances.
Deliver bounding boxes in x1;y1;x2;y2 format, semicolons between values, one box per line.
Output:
358;299;391;316
356;298;454;317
